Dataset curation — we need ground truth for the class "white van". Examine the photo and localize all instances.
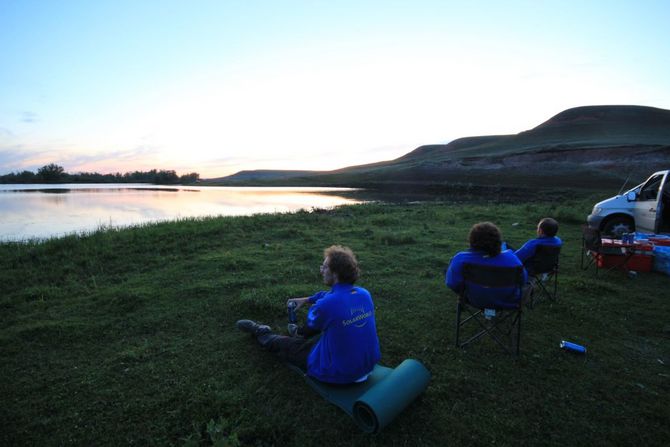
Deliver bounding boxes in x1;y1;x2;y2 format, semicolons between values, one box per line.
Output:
587;170;670;237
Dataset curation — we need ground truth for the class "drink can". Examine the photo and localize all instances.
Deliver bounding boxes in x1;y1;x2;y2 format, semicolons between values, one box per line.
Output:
287;301;297;324
560;340;586;354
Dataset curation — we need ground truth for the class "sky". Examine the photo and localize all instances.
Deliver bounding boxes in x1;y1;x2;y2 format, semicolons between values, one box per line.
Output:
1;0;670;178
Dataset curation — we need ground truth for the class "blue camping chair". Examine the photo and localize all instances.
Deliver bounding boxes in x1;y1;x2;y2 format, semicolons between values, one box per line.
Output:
455;263;526;355
525;244;561;308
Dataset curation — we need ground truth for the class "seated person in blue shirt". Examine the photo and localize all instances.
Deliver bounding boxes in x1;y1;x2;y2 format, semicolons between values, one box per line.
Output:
446;222;527;308
514;217;563;273
237;245;381;384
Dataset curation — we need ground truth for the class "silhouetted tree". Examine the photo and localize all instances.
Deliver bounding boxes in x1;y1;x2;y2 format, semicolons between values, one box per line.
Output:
37;163;65;183
180;172;200;183
1;165;200;184
154;169;179;184
0;170;37;183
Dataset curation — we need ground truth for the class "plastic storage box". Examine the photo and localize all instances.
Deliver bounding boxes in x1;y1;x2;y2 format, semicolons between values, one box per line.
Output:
653;245;670;276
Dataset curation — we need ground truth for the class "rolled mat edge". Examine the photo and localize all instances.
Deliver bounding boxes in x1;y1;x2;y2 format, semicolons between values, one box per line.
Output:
352;358;431;433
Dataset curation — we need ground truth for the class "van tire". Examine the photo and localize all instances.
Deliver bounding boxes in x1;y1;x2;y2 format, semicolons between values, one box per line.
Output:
602;216;634;239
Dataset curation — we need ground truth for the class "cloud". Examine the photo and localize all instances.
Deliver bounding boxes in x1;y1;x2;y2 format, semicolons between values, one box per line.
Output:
0;147;26;163
0;146;46;173
20;111;38;123
0;127;14;138
0;144;164;175
63;145;167;173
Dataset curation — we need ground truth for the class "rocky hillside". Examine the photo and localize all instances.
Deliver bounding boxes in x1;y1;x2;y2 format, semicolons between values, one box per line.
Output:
212;105;670;189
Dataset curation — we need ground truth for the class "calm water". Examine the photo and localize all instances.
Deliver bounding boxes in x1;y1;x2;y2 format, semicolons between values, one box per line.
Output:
0;184;363;241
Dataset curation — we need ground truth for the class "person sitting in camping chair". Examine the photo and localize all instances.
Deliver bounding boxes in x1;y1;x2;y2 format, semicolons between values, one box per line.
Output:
446;222;529;353
447;222;528;304
236;245;381;384
514;217;563;272
515;217;562;306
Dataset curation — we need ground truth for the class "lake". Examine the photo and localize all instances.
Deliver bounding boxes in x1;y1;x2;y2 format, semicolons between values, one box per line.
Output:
0;184;364;241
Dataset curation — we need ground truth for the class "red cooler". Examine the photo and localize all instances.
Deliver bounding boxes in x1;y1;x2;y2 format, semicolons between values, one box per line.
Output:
596;239;654;272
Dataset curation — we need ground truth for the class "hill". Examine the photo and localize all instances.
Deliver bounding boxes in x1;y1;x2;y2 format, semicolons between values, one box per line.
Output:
207;169;325;183
209;105;670;188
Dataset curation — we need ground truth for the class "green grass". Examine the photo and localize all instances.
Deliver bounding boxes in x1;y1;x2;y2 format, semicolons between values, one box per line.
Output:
1;198;669;446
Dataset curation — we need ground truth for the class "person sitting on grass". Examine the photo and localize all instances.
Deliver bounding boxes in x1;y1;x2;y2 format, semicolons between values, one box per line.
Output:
236;245;381;384
446;222;528;307
514;217;563;273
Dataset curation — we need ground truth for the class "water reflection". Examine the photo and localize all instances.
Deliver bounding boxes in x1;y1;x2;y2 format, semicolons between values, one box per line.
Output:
0;184;362;241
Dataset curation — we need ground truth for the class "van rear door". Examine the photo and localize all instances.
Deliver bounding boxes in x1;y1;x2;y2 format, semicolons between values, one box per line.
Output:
633;172;667;233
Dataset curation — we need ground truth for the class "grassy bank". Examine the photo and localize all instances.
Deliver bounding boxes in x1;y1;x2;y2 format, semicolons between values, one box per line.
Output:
1;197;668;446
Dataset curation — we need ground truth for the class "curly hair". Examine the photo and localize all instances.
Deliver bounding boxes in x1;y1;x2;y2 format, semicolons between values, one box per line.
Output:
539;217;559;237
468;222;502;257
324;245;360;284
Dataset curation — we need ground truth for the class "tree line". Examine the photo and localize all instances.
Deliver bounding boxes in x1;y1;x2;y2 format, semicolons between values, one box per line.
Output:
0;163;200;184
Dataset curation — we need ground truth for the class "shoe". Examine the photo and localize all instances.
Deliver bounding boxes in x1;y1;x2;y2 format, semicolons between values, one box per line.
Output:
236;319;272;336
287;323;298;337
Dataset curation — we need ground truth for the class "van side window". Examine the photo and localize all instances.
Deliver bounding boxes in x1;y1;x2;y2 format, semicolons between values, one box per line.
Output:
639;174;663;201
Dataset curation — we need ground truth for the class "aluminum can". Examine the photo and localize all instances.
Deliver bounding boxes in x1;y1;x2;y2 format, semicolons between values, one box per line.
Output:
287;301;297;324
560;340;586;354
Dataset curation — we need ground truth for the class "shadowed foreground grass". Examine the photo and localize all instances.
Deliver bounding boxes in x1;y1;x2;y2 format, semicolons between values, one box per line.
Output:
1;198;669;446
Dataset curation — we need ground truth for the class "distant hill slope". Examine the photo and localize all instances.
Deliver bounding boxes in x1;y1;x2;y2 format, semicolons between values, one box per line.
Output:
207;169;323;182
212;105;670;188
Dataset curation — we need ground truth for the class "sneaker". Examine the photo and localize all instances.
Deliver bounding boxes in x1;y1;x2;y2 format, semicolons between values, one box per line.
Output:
287;323;298;337
236;319;271;336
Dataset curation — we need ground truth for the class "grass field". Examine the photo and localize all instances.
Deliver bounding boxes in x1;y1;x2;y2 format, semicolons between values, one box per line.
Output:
1;196;669;446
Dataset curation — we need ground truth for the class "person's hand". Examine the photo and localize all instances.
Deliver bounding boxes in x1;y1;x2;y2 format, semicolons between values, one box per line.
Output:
287;297;309;311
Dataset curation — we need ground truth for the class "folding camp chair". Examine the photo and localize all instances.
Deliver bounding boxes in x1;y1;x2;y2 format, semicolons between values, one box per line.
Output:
581;226;634;275
526;244;561;308
581;226;603;274
454;263;525;355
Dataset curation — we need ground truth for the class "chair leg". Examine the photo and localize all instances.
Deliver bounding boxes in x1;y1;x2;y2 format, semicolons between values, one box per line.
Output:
455;300;462;348
528;278;537;310
515;310;522;356
456;302;523;355
553;270;558;301
581;248;598;274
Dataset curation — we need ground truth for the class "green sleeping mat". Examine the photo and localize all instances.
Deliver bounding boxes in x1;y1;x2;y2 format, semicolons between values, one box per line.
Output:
289;359;430;433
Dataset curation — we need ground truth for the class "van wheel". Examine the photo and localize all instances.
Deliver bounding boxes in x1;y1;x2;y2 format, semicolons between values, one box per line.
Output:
602;217;634;239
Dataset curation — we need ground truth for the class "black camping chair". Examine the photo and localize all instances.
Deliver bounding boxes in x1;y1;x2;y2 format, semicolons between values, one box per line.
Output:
581;226;602;274
526;244;561;308
581;226;633;275
454;263;526;355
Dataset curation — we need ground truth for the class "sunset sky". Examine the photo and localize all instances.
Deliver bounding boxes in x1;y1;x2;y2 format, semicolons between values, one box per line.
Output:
1;0;669;178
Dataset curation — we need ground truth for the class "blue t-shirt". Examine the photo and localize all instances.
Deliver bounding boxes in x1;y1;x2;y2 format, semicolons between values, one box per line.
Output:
305;283;381;384
446;249;527;309
514;236;563;263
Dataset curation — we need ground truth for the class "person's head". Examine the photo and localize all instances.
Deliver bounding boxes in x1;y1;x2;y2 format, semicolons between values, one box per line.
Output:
469;222;502;257
537;217;559;237
320;245;360;286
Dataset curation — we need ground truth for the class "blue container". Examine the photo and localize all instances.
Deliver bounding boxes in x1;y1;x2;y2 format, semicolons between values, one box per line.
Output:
653;246;670;276
287;301;297;324
560;340;587;354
